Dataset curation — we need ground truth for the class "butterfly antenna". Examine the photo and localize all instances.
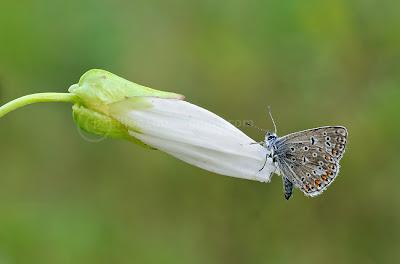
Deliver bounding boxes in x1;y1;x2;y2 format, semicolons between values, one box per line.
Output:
245;121;267;133
268;106;277;134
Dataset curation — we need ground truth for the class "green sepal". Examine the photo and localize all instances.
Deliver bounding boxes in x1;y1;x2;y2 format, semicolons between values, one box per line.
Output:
68;69;184;115
68;69;184;148
72;104;130;139
72;104;151;148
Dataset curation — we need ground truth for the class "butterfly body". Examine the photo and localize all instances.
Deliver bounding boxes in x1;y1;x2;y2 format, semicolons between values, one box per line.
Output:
263;126;348;199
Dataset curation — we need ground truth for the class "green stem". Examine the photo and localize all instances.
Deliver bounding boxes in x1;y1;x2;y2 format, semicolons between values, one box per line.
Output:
0;93;79;118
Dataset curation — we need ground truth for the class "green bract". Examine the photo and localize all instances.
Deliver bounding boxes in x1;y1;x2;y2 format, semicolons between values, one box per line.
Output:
68;69;184;143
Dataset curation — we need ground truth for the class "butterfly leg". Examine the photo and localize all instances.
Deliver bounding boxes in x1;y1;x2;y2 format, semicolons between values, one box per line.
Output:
283;177;294;200
258;152;272;172
259;157;267;171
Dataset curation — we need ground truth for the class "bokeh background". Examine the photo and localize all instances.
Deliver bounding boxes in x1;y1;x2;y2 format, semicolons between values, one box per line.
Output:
0;1;399;263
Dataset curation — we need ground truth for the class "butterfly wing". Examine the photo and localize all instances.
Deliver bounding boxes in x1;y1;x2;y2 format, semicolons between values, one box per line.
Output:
275;126;348;197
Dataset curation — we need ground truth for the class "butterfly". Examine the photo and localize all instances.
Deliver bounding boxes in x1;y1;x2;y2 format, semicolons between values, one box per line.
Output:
252;109;348;200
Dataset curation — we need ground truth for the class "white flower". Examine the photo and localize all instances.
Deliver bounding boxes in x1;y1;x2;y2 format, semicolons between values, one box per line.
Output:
69;69;275;182
109;97;275;182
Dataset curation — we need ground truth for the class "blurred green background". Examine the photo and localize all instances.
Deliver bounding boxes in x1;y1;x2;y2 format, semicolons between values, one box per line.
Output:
0;0;399;263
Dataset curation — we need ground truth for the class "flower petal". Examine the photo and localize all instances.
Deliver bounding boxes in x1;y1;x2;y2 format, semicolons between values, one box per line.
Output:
109;97;275;182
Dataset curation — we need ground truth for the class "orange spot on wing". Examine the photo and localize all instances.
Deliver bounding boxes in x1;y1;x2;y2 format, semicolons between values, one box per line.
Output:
315;179;321;186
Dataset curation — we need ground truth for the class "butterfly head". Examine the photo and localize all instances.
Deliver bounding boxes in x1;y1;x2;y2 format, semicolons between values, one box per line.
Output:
265;131;277;148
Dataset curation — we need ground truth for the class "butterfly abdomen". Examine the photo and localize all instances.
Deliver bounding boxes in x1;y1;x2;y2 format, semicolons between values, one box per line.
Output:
283;177;294;200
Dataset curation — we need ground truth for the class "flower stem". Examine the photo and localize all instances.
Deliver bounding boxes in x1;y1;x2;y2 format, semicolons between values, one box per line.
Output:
0;93;79;118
